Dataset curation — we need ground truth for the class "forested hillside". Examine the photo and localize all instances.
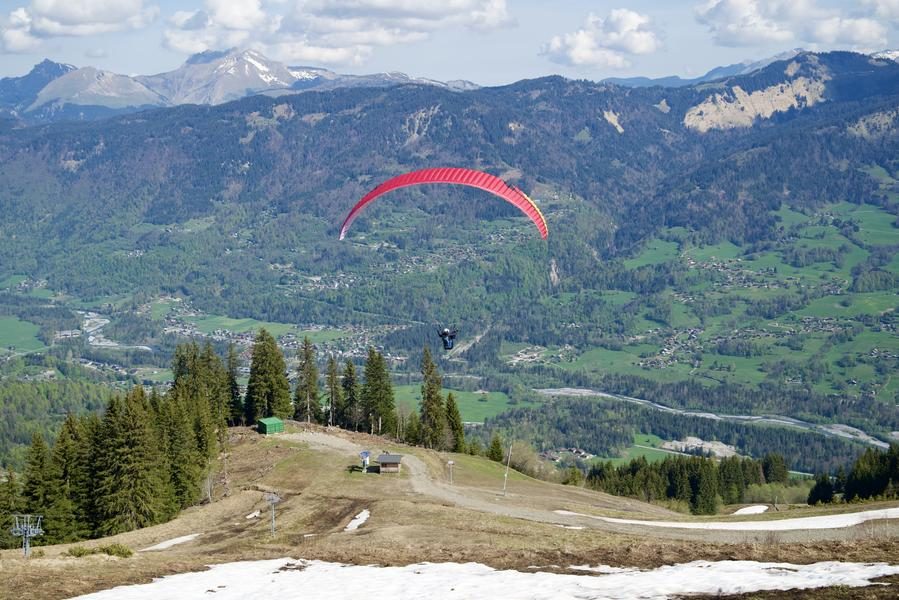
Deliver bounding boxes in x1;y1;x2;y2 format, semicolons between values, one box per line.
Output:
1;50;898;471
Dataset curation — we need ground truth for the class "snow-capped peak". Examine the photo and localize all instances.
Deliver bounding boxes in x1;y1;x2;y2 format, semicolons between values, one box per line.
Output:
871;49;899;62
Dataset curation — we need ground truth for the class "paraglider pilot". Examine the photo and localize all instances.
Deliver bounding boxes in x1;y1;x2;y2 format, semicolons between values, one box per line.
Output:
438;328;457;351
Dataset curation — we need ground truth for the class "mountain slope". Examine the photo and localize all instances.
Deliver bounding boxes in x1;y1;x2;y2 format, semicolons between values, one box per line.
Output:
0;59;75;117
138;49;300;105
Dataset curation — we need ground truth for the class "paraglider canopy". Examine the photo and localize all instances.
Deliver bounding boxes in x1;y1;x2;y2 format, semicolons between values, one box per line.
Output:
339;167;548;240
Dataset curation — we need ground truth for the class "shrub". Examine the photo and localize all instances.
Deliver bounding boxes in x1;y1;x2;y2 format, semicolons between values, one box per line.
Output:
99;543;133;558
65;546;93;557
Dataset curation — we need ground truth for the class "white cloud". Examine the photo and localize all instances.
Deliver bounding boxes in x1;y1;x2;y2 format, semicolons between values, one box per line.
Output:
542;9;661;69
163;0;512;66
206;0;267;31
809;17;886;46
863;0;899;20
696;0;890;48
270;40;372;65
1;0;157;53
695;0;794;46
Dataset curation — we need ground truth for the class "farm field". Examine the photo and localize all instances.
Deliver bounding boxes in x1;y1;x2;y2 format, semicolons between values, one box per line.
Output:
0;316;46;353
392;385;527;423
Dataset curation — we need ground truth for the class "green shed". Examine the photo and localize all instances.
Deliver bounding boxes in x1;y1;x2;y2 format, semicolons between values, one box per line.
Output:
257;417;284;435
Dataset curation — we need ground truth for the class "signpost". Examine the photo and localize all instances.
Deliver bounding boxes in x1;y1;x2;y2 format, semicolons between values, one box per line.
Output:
264;492;281;537
447;460;455;485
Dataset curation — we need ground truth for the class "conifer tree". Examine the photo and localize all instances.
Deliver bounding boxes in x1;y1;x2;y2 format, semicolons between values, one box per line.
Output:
0;468;23;549
342;360;361;431
361;348;396;436
419;347;447;449
325;355;345;427
807;474;835;505
21;432;55;515
690;458;719;515
404;411;421;445
48;414;90;541
244;329;291;423
77;412;103;534
762;453;789;485
159;384;204;511
487;432;504;462
445;393;465;452
95;389;170;535
226;343;243;425
200;342;230;445
294;337;321;424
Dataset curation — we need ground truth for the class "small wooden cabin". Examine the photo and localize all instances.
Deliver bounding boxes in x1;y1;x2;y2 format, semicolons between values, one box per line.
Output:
257;417;284;435
377;453;403;474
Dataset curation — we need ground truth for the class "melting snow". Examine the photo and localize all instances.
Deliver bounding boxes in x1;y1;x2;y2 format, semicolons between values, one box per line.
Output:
555;507;899;530
140;534;200;552
733;505;769;515
69;558;899;600
344;509;370;531
244;54;270;73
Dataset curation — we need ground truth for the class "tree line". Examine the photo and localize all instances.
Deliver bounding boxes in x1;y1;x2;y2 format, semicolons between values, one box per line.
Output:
0;342;230;548
584;453;792;515
807;444;899;505
239;329;467;453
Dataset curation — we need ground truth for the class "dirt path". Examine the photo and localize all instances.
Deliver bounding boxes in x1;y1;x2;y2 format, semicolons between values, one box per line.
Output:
282;430;899;543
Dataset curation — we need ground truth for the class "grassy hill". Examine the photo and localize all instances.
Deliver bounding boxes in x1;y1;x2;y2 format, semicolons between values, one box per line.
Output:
3;425;899;599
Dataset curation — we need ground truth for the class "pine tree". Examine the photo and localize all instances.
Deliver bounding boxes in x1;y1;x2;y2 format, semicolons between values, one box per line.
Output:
342;360;361;431
226;343;243;425
404;411;421;445
487;432;504;462
419;347;447;449
200;342;230;446
361;348;396;436
762;453;789;485
325;356;345;428
807;474;835;505
21;433;54;515
690;458;719;515
95;389;170;536
77;412;103;535
0;468;23;549
159;384;204;511
48;414;90;541
244;329;291;423
445;393;465;452
294;337;321;424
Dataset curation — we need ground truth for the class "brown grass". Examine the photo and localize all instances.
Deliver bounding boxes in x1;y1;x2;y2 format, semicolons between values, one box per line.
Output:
2;425;898;600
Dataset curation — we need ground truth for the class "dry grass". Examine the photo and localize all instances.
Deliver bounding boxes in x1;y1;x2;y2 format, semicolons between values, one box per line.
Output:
2;425;898;600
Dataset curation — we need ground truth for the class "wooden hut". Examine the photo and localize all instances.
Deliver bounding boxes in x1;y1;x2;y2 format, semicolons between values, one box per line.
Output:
377;453;403;474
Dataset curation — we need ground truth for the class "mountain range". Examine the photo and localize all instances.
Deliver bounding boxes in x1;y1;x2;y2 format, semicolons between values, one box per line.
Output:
0;48;479;125
2;47;897;125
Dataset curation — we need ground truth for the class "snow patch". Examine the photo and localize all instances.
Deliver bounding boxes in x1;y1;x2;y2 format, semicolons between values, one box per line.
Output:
140;533;200;552
344;509;370;531
733;505;769;515
570;564;634;574
555;507;899;531
69;558;899;600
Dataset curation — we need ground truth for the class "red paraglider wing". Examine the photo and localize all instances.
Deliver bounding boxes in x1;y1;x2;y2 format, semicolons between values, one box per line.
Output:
339;167;548;240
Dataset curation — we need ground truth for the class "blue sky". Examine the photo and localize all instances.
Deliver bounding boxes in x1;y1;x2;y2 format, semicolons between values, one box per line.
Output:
1;1;896;83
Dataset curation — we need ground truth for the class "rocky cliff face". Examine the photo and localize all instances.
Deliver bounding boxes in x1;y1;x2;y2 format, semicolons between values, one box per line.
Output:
684;57;830;133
